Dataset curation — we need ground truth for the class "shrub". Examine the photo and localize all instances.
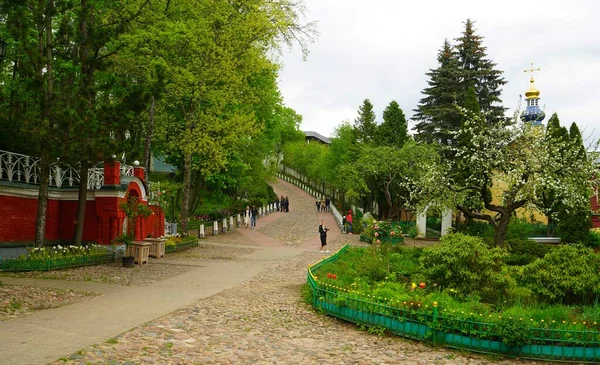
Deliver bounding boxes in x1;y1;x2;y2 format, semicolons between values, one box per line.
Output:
588;228;600;249
558;209;591;244
419;233;512;302
521;244;600;304
504;238;553;266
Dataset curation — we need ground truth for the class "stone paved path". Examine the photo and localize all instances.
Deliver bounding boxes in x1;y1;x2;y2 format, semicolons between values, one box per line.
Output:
3;179;560;364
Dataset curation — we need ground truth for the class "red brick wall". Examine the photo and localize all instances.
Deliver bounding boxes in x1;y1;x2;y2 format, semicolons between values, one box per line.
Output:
0;195;38;242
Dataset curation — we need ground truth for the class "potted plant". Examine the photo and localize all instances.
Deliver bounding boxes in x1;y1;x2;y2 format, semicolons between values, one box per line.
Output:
112;234;135;267
116;193;153;267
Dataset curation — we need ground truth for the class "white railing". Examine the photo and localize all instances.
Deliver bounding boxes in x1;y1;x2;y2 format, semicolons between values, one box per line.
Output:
0;149;134;189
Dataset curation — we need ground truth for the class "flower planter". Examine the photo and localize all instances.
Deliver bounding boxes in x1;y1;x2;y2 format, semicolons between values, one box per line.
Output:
145;238;166;259
126;241;151;265
122;256;135;268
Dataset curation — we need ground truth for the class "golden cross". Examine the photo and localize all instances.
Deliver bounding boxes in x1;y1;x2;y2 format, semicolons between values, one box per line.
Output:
524;62;541;79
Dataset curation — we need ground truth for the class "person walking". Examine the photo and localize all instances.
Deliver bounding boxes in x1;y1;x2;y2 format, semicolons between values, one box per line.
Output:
320;197;325;212
346;209;353;234
325;197;331;212
250;205;258;229
284;196;290;212
319;219;330;253
316;199;321;212
244;206;251;229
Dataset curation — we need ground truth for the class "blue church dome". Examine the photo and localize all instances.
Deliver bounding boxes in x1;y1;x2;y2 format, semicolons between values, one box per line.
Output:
521;103;546;125
520;63;545;125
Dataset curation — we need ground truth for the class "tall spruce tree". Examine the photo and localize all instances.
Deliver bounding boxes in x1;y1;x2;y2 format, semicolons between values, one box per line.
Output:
354;99;377;144
455;19;507;123
376;100;409;148
413;39;462;144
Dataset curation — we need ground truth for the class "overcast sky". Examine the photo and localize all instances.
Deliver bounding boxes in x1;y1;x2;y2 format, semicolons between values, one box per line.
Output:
277;0;600;145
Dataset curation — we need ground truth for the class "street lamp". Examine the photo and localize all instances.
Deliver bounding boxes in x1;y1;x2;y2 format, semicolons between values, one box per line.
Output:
0;39;6;63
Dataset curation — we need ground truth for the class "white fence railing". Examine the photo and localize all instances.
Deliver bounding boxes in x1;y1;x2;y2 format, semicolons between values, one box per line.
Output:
0;149;133;189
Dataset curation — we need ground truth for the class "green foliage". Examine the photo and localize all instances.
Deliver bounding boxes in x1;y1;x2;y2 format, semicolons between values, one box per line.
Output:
522;244;600;304
558;209;590;244
413;39;462;144
301;284;314;304
504;238;553;266
353;99;377;144
495;318;531;346
407;226;419;238
315;245;600;341
375;100;408;148
419;233;512;302
588;229;600;249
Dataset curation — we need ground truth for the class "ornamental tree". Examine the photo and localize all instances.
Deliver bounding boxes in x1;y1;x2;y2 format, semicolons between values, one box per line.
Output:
419;108;596;247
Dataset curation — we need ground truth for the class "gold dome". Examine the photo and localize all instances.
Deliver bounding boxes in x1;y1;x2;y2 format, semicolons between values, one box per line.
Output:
525;77;540;99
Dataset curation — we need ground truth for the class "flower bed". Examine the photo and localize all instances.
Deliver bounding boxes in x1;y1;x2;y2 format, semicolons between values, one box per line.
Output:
307;238;600;362
0;245;115;272
361;220;404;245
165;236;199;253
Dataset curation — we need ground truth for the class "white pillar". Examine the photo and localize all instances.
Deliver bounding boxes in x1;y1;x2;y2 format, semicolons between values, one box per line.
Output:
237;213;242;227
199;224;205;238
229;216;234;229
222;218;227;233
441;207;453;236
416;210;427;238
213;221;219;236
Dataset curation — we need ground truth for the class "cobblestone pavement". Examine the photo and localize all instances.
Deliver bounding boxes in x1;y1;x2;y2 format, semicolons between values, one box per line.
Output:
257;181;319;247
0;284;97;321
47;180;559;365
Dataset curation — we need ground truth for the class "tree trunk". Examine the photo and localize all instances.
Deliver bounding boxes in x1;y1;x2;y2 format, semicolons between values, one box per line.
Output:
35;0;54;248
72;161;89;245
35;147;50;248
493;214;510;247
142;96;156;191
180;151;192;234
383;181;393;220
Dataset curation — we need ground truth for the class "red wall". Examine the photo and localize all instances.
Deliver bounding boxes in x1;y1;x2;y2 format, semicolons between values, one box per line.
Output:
58;200;98;242
0;195;38;242
0;191;163;245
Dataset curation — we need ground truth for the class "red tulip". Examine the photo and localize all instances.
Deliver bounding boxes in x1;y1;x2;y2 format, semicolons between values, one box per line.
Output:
327;273;332;279
332;274;337;280
419;282;426;289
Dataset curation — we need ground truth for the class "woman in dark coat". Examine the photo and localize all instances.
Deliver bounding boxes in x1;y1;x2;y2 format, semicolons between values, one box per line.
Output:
319;219;330;253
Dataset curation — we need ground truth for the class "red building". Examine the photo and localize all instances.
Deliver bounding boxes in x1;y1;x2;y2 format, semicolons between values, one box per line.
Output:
0;152;164;246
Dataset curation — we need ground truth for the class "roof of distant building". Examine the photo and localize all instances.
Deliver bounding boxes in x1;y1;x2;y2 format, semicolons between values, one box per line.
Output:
303;131;330;144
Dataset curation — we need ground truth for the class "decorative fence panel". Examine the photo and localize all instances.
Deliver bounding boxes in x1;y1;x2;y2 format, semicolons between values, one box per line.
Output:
0;149;134;189
307;245;600;363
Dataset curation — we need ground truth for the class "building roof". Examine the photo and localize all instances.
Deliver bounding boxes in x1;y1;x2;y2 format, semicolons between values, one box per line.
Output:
303;131;330;144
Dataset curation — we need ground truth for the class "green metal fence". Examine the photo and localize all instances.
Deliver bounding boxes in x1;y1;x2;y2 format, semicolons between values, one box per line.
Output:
0;252;115;271
165;236;199;253
307;245;600;362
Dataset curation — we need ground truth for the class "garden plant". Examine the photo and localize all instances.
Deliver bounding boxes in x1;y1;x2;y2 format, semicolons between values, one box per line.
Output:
311;233;600;351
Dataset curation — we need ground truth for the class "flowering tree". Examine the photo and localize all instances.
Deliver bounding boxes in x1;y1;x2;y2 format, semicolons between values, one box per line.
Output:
356;141;439;219
420;108;596;247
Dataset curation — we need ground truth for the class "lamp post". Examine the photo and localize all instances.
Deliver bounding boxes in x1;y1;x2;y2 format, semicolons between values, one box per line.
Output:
0;39;6;63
